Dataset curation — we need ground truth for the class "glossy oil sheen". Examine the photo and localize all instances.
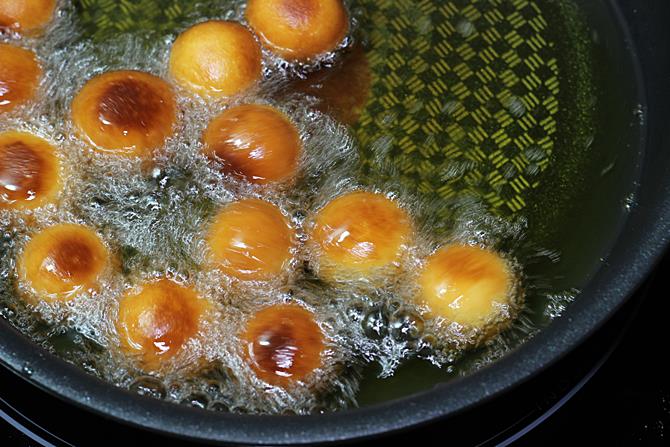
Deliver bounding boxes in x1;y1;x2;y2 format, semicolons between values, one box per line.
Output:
203;104;302;184
0;0;656;434
242;304;324;387
311;191;412;278
206;199;293;281
116;279;207;370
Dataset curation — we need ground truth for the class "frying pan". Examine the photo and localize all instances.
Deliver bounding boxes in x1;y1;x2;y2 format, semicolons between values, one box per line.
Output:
1;0;669;444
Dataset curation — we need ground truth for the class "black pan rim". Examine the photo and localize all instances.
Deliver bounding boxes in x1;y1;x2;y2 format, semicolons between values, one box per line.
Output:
0;0;666;444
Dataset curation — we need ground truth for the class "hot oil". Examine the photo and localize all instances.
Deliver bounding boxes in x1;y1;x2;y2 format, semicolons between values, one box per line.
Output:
1;0;365;414
0;0;592;413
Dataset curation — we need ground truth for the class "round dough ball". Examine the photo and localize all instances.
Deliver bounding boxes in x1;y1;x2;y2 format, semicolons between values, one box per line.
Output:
0;131;60;210
71;70;176;156
242;303;324;387
0;0;56;34
18;224;109;300
116;279;209;370
202;104;301;184
206;199;293;281
169;21;262;98
246;0;349;61
418;244;516;334
0;43;41;114
310;191;412;280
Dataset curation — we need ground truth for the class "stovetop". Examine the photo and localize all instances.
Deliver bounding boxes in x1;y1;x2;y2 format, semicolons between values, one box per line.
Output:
2;253;669;446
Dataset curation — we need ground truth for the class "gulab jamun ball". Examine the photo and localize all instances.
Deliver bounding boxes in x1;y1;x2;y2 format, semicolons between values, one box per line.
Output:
18;224;109;300
417;244;518;339
246;0;349;61
71;70;176;156
310;191;412;280
202;104;302;184
242;304;324;387
206;199;293;281
169;21;262;98
116;279;209;370
0;0;56;34
0;131;60;210
0;43;41;114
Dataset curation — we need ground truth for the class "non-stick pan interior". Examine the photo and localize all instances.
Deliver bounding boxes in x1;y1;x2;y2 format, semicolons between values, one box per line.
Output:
354;0;646;404
0;0;654;442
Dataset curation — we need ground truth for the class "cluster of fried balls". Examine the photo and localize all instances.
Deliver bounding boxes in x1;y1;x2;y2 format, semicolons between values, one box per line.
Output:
1;0;520;391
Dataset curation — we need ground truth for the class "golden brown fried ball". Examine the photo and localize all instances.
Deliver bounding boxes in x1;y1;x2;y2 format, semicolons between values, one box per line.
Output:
169;21;262;98
246;0;349;61
18;224;109;301
71;70;176;156
417;244;516;336
0;43;41;114
116;279;209;370
206;199;293;281
310;191;412;280
0;131;60;210
242;303;324;387
0;0;56;34
202;104;301;184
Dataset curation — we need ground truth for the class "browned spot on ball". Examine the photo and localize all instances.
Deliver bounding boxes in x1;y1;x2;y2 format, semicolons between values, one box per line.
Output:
116;279;208;369
418;244;515;332
45;239;95;281
0;141;44;202
243;304;324;387
97;79;162;131
202;104;302;184
310;191;412;279
280;0;316;27
143;293;198;351
255;322;299;375
0;44;41;114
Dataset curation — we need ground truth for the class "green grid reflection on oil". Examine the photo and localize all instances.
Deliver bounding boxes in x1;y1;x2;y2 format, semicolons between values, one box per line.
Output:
76;0;201;36
75;0;592;218
354;0;559;216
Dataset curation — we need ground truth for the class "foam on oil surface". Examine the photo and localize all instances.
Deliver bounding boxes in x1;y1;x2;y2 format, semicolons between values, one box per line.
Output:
0;0;580;414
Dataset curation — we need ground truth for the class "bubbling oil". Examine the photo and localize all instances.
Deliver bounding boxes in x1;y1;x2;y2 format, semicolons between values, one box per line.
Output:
0;0;582;414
